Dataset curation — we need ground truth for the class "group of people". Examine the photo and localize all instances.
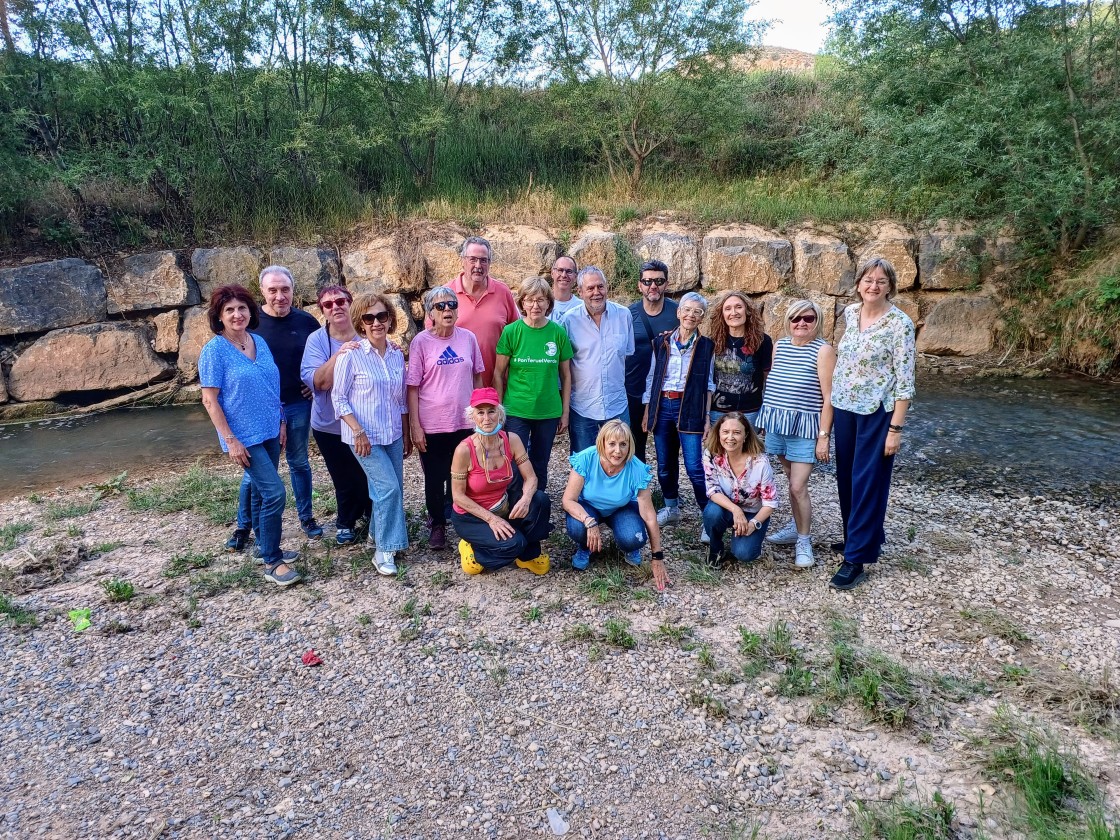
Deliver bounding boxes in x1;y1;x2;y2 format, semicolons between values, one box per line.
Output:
199;237;915;593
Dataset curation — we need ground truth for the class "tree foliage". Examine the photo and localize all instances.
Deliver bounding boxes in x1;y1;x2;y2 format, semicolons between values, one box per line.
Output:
806;0;1120;255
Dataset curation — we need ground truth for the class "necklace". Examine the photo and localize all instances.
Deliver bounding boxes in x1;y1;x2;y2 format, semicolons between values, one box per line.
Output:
225;333;248;351
474;434;511;485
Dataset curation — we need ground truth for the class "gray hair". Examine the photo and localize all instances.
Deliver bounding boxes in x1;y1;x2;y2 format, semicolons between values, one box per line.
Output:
576;266;607;291
259;265;294;289
423;285;457;314
679;291;708;313
463;402;507;426
855;256;898;299
460;236;492;260
784;299;825;340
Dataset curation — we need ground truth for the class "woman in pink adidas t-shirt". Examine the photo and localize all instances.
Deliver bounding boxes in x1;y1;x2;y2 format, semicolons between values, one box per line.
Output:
407;286;485;550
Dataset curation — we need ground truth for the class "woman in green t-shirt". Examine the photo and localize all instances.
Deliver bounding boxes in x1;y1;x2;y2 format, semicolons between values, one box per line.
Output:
493;277;573;492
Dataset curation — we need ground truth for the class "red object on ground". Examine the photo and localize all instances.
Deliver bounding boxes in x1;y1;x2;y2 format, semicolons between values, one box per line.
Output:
301;649;323;667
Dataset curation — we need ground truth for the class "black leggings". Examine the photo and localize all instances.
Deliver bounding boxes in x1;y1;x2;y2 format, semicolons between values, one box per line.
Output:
312;429;371;529
418;429;471;526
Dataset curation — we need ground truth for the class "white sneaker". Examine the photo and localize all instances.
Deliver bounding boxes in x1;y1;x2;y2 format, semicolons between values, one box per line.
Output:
656;506;681;526
701;526;710;545
375;551;398;576
794;538;815;568
766;520;799;545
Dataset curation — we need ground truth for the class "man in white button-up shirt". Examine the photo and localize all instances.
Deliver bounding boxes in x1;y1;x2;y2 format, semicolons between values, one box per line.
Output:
560;266;635;453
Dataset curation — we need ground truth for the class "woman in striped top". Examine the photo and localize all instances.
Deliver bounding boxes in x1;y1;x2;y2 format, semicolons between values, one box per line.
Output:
757;299;836;570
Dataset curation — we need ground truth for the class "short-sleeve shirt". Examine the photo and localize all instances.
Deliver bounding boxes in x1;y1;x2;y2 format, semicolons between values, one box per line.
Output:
301;327;346;435
562;301;635;421
626;298;679;398
406;328;485;434
430;274;519;388
712;334;773;414
496;319;573;420
550;296;584;323
198;334;282;451
569;446;651;517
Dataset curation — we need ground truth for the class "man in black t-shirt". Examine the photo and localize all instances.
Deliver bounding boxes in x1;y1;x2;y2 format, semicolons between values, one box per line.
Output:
625;260;679;463
227;266;323;550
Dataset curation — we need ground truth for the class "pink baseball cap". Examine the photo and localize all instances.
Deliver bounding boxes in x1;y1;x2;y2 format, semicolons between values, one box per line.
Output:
469;387;501;408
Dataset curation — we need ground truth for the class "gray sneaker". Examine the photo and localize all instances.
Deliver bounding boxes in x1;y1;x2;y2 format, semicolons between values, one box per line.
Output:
253;547;300;563
766;520;799;545
656;506;681;526
794;538;815;569
264;562;302;587
374;551;397;576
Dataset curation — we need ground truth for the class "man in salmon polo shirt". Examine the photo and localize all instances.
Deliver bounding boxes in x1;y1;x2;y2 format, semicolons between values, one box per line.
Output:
438;236;519;387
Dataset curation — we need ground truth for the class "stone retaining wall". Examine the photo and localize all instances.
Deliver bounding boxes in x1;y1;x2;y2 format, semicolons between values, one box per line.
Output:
0;219;1014;409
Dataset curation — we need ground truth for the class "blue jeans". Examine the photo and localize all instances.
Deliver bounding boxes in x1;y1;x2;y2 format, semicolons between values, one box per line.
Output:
703;502;770;563
504;415;560;491
710;409;759;430
243;437;286;565
653;397;706;508
568;408;629;455
353;437;409;552
565;501;648;552
237;400;314;529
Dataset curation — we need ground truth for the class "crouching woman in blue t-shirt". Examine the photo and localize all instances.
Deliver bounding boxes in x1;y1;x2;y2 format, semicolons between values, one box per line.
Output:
561;420;670;591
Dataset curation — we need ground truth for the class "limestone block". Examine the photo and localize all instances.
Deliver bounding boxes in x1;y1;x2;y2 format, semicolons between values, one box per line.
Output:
343;237;414;295
892;293;921;328
918;221;997;290
916;295;999;356
107;251;198;314
0;259;107;336
8;323;172;401
176;306;212;381
483;226;559;282
569;233;620;284
0;368;7;404
701;226;792;293
191;247;264;300
385;294;417;349
269;247;341;305
635;233;700;293
152;310;181;354
422;241;463;290
856;222;917;291
760;291;837;343
792;231;854;296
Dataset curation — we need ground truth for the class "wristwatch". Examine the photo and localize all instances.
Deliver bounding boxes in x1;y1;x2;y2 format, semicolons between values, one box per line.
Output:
749;519;761;530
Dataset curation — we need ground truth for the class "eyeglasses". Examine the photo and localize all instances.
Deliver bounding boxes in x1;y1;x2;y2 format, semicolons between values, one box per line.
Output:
553;268;576;276
861;278;889;287
639;276;668;287
789;314;817;324
320;297;350;310
432;300;459;312
360;311;391;325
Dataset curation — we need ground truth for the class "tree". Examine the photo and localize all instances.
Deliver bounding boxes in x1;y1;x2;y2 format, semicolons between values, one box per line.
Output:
807;0;1120;255
549;0;761;193
343;0;541;190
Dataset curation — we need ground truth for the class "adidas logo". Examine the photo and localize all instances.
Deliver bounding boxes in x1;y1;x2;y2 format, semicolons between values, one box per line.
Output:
436;346;466;366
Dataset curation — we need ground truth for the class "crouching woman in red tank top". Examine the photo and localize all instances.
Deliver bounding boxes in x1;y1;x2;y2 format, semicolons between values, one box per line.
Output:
450;388;553;576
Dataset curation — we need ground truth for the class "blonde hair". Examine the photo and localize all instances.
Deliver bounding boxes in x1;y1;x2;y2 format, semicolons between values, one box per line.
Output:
784;299;824;340
350;292;398;335
595;419;636;462
517;276;555;315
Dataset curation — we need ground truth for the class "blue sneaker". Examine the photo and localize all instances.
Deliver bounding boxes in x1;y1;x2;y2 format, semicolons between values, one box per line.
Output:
624;549;642;567
572;548;591;571
301;518;324;539
335;527;356;546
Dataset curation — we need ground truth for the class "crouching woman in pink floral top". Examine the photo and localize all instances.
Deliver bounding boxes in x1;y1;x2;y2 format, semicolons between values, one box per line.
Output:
826;256;916;591
701;412;777;565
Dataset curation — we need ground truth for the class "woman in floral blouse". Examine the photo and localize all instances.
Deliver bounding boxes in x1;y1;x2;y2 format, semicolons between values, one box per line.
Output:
826;257;916;590
701;412;777;565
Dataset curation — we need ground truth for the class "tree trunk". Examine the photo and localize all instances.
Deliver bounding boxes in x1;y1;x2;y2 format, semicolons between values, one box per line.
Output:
1;0;16;55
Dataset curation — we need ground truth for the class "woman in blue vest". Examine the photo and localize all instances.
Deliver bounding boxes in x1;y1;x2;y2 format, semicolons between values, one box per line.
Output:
641;292;715;538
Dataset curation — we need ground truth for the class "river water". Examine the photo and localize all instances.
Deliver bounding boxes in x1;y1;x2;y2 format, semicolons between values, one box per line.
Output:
1;376;1118;500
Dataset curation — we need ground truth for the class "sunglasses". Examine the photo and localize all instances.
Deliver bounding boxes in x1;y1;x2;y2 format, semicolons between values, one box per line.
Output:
432;300;459;312
319;297;350;310
639;276;668;287
361;311;391;325
789;314;818;324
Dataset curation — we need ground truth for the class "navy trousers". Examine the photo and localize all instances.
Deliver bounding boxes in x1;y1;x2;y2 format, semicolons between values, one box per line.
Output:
833;406;894;566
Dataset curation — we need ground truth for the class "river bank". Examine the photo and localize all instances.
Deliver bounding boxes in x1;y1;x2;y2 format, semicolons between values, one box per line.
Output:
1;438;1117;838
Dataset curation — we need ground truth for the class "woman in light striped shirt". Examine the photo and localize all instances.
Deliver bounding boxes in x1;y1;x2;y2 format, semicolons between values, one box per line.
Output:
333;293;412;577
757;299;836;570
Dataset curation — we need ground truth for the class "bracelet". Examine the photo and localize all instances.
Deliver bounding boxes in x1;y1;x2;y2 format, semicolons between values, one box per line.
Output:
223;433;237;443
888;424;904;432
584;517;598;529
651;550;664;561
354;429;368;438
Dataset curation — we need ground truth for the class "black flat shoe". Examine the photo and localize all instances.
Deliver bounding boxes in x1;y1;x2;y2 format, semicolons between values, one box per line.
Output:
829;562;866;590
830;540;846;554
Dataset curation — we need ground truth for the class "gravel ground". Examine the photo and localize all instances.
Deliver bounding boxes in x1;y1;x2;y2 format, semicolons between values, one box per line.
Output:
1;436;1118;840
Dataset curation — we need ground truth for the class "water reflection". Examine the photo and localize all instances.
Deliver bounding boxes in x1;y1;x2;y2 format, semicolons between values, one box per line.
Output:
1;376;1119;500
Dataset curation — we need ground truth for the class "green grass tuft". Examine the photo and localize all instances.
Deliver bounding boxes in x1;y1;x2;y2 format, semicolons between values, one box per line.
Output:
101;577;135;602
0;593;38;628
126;463;241;525
855;790;957;840
0;522;33;551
